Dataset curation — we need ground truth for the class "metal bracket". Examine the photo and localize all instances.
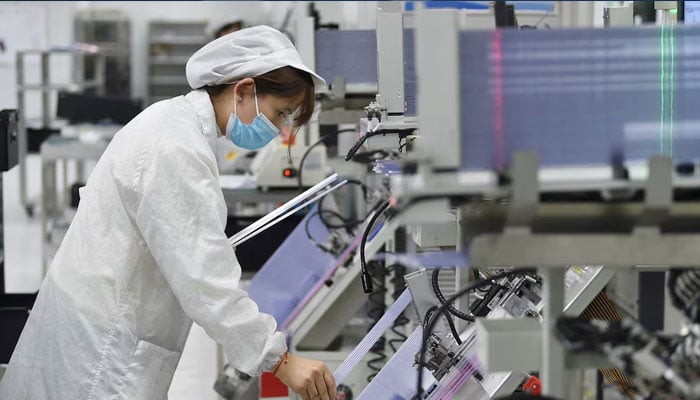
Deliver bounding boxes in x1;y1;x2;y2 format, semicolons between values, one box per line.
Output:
476;318;542;372
505;151;539;233
376;4;404;116
330;76;347;108
416;8;461;170
405;268;443;324
634;156;673;235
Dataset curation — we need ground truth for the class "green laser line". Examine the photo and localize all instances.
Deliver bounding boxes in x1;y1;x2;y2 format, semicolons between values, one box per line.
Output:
660;23;665;156
669;23;675;157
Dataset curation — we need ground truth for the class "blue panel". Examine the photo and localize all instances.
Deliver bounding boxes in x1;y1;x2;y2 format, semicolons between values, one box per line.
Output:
509;1;556;12
687;2;700;25
404;29;417;116
315;30;377;84
314;29;418;117
458;26;700;170
246;208;337;325
405;1;554;11
405;1;490;11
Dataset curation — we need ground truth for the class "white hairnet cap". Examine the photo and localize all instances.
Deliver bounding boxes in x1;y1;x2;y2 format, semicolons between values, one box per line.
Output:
186;25;326;90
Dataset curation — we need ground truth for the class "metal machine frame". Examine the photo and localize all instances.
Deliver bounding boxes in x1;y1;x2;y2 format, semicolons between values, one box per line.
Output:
16;48;105;216
394;8;700;398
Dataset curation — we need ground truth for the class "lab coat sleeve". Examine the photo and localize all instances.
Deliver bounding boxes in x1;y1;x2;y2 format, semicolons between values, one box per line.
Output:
132;139;286;376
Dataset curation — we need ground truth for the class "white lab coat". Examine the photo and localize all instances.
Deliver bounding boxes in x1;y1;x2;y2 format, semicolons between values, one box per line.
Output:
0;90;286;400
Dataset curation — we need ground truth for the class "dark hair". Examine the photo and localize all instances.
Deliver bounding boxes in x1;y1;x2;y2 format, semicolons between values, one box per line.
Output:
205;66;315;127
253;66;315;127
214;21;244;38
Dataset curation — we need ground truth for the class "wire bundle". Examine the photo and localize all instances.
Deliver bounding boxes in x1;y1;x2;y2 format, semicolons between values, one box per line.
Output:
667;269;700;373
304;180;377;255
431;268;474;323
565;292;638;398
671;325;700;371
416;268;536;398
668;269;700;323
297;128;356;190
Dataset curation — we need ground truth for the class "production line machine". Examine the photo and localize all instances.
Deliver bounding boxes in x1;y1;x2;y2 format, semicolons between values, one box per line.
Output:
214;174;420;400
215;4;700;399
212;9;418;398
328;7;700;400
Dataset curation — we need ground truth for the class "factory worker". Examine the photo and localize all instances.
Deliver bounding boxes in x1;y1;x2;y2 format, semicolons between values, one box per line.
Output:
0;26;336;400
206;16;255;174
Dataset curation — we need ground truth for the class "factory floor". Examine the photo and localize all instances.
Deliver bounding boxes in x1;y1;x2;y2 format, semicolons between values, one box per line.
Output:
2;155;220;400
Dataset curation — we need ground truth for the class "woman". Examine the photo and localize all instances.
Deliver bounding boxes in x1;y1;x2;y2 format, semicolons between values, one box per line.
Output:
0;26;336;400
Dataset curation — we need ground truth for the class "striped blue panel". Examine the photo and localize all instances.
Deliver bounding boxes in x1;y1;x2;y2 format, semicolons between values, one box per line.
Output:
458;26;700;170
246;207;336;325
315;30;377;84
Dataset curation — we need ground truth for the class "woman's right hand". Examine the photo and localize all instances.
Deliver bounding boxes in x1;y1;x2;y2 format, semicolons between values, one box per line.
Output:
274;353;337;400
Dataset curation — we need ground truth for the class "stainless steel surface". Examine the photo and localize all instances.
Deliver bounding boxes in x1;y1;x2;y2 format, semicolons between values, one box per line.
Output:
505;152;539;231
471;234;700;267
377;4;405;115
541;267;566;398
416;9;460;170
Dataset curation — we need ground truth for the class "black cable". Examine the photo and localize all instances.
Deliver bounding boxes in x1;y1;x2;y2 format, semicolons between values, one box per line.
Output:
398;136;407;153
345;149;393;165
344;131;383;162
388;262;409;352
398;134;416;154
344;129;414;162
555;317;613;351
431;268;475;322
473;270;492;294
304;211;333;254
422;305;462;348
366;258;388;382
445;311;463;345
317;206;362;230
416;268;536;398
389;313;410;352
360;200;392;293
366;338;387;382
297;128;356;190
423;306;438;330
534;6;553;28
316;179;369;230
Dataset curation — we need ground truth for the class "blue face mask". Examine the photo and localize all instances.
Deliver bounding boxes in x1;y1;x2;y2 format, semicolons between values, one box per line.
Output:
226;85;279;150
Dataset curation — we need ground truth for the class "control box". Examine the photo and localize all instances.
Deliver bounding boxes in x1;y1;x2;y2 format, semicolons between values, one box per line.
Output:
1;109;19;172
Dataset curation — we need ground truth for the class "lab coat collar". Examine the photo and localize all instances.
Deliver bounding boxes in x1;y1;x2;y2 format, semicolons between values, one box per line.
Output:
184;89;220;153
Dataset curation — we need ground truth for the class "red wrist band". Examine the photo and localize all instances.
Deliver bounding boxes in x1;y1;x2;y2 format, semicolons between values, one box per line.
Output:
272;351;289;376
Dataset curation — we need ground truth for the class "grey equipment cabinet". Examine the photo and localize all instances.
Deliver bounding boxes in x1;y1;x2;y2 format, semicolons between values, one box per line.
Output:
74;9;131;97
147;20;207;105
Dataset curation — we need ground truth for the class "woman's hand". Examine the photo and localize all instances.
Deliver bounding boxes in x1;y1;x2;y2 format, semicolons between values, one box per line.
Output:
274;353;337;400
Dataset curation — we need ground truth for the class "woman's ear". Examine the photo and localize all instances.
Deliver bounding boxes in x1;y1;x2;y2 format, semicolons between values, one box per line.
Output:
233;78;255;100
